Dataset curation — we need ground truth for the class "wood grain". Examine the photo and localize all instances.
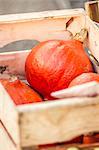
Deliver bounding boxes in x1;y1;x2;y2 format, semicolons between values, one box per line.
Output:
0;9;85;49
0;122;17;150
0;50;29;78
0;9;84;22
18;96;99;146
85;15;99;62
0;83;20;148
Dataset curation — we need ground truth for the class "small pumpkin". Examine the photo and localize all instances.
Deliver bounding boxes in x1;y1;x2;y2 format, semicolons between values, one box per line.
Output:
25;40;93;99
69;73;99;87
0;77;42;105
83;133;99;144
39;136;83;150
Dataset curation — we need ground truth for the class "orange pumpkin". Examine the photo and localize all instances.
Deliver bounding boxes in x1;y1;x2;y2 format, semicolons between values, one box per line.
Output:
25;40;93;99
69;73;99;87
39;136;83;150
0;77;42;105
83;134;99;144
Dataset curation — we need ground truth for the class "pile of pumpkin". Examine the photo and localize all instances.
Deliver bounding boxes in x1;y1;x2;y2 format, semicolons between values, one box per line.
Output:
1;39;99;104
1;37;99;146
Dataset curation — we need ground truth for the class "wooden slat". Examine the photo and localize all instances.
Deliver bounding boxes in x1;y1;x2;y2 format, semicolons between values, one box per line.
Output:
0;18;69;47
0;83;20;147
0;9;85;49
0;15;85;48
0;121;17;150
18;96;99;147
0;9;84;22
85;15;99;62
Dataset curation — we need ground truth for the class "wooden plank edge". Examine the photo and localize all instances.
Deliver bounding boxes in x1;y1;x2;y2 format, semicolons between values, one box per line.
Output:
0;83;20;147
0;121;19;150
17;96;99;146
0;9;85;23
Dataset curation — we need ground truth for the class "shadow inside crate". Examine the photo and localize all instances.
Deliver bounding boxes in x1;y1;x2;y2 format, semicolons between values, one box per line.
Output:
0;40;39;52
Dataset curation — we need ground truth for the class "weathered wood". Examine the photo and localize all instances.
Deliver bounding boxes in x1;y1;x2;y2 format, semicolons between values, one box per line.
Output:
85;15;99;62
0;121;17;150
18;96;99;146
85;1;99;23
0;83;20;148
0;9;85;48
0;50;29;78
0;9;84;22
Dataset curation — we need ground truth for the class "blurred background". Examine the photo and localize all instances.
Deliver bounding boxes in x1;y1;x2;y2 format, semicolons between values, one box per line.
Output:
0;0;95;15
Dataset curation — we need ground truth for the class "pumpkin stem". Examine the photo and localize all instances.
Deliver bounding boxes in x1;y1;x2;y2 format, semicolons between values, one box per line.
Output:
73;28;88;43
84;132;94;136
9;75;18;82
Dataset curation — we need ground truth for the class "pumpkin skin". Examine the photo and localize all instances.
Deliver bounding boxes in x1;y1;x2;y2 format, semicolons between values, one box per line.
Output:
25;40;93;99
83;134;99;144
69;73;99;87
39;136;83;150
0;78;42;105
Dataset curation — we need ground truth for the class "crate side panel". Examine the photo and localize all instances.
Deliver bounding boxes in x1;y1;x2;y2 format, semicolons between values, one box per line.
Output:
0;9;85;48
0;18;70;48
0;83;20;146
18;97;99;147
0;122;17;150
86;16;99;61
0;50;29;78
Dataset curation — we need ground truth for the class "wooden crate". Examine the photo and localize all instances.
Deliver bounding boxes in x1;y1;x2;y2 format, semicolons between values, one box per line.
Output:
0;9;99;150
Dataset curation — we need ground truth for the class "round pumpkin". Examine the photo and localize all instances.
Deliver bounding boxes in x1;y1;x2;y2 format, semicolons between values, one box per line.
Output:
0;77;42;105
25;40;93;99
69;73;99;87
